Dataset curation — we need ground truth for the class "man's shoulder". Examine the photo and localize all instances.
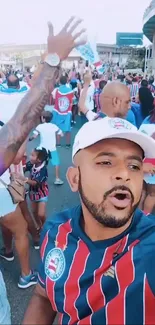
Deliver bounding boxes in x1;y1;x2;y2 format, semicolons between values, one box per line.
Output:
42;205;81;235
136;210;155;244
47;123;58;130
58;85;73;95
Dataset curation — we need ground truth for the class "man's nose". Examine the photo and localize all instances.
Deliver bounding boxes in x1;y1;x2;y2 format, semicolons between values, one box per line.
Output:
112;165;130;182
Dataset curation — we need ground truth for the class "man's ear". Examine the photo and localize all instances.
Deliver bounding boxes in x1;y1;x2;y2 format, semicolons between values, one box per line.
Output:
66;167;79;192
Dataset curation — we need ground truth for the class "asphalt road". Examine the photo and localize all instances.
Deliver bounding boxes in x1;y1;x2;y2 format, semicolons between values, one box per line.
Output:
0;120;81;324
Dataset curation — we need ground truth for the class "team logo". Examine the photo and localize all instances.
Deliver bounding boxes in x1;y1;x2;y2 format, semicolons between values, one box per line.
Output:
45;248;65;282
58;97;70;112
109;118;132;130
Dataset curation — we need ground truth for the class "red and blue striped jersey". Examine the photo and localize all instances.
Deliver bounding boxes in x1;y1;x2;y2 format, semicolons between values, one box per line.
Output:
38;206;155;325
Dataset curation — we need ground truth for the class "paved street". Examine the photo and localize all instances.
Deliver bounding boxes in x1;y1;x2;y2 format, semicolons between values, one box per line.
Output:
0;120;81;324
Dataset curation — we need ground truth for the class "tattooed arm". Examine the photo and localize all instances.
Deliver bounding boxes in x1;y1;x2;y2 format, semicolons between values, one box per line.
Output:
0;17;86;175
0;63;59;175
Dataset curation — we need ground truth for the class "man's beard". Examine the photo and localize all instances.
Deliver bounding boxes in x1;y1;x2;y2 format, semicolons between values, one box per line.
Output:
114;111;126;119
78;172;140;229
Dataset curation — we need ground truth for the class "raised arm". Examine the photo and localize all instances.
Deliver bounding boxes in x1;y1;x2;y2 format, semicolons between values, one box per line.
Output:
79;72;97;120
0;17;86;176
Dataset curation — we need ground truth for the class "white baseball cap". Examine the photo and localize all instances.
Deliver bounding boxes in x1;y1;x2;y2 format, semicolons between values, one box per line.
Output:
72;117;155;160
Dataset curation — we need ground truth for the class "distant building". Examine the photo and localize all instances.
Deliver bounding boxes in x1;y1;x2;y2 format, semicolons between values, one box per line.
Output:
0;42;145;70
143;0;155;75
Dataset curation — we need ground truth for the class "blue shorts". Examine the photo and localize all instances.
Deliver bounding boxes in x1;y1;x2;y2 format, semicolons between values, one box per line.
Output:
32;196;48;203
51;150;60;166
52;110;71;132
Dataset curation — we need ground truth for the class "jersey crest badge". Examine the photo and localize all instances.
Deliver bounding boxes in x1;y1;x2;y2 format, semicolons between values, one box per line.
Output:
45;247;65;282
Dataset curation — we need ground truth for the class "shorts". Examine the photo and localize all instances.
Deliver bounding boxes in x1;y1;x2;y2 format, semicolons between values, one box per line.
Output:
0;188;17;217
0;271;11;325
31;196;48;203
52;110;72;132
51;150;60;166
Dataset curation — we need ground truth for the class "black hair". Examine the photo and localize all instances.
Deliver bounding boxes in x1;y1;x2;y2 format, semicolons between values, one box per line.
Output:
34;147;51;165
117;74;125;83
139;87;154;119
70;80;77;90
7;75;19;88
141;79;148;88
149;76;154;85
41;111;53;123
60;75;67;85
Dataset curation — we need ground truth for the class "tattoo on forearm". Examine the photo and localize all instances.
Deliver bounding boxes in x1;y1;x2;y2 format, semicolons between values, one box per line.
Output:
0;63;60;174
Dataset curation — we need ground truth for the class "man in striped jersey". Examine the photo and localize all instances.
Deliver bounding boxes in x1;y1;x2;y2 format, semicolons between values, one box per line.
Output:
23;117;155;325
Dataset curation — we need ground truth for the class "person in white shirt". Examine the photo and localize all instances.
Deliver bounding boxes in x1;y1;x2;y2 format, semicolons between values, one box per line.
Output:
30;111;64;185
80;79;95;112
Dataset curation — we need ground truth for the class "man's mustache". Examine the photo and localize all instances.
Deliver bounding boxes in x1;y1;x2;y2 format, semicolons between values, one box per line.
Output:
104;185;134;202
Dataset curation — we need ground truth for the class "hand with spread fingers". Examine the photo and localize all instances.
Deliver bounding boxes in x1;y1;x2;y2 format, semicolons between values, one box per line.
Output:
47;17;86;60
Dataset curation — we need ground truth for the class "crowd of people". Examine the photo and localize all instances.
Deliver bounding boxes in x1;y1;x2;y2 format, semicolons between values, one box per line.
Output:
0;16;155;325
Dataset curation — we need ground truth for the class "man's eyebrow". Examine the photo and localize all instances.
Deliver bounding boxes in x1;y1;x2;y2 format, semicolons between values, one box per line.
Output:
126;155;143;163
94;152;143;163
95;152;116;158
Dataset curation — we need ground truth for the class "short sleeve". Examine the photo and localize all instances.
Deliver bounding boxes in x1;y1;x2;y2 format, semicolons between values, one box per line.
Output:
52;124;59;133
33;166;47;183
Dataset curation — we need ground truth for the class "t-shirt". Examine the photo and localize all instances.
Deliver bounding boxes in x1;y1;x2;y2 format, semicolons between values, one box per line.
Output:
25;161;49;201
128;83;139;98
0;86;28;123
131;103;144;128
139;116;155;137
86;109;136;126
38;206;155;325
54;85;74;115
34;123;59;152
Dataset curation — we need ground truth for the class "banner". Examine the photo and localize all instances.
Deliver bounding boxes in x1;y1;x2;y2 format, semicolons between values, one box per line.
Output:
77;41;104;74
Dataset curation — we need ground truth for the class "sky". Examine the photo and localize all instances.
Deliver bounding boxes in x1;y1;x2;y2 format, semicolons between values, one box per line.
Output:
0;0;151;45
